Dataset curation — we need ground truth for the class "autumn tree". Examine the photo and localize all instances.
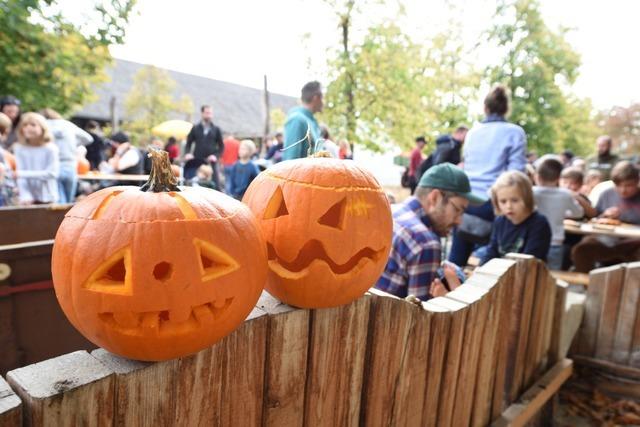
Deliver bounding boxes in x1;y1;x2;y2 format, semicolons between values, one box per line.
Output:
123;65;194;144
485;0;594;154
0;0;135;114
597;103;640;155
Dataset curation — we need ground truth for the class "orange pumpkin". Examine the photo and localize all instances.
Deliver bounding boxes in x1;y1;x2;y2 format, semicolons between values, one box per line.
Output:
52;148;267;361
77;158;90;175
242;155;392;308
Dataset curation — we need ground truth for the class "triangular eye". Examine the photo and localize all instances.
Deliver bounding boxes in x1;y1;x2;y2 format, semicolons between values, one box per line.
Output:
83;247;133;295
194;239;240;282
263;186;289;219
318;198;346;230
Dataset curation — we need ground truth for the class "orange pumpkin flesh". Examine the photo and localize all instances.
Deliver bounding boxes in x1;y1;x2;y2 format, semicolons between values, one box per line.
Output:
242;156;392;308
52;149;267;361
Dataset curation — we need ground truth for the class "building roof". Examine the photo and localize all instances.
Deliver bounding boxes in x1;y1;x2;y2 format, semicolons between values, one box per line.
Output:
74;59;298;138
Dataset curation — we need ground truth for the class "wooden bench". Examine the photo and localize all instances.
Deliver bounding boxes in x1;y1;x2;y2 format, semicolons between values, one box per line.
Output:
571;262;640;399
0;256;576;426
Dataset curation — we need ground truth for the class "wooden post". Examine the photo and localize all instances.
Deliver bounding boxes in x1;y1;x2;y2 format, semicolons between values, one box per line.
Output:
6;350;114;426
421;302;451;427
91;349;177;426
110;96;118;132
304;296;370;427
594;265;626;361
0;376;21;427
549;280;568;365
259;292;310;427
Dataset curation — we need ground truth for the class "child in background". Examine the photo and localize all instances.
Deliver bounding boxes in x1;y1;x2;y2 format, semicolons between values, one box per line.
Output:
191;164;216;190
228;139;260;199
533;158;584;270
480;171;551;265
583;170;603;197
560;167;597;218
13;112;59;204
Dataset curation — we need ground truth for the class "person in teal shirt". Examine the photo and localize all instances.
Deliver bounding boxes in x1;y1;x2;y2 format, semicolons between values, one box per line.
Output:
282;81;323;160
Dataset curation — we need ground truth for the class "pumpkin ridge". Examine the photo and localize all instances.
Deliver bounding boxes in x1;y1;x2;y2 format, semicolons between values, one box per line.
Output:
263;171;384;192
63;211;241;224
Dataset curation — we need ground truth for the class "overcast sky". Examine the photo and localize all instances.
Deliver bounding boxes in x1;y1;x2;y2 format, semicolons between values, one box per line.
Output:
99;0;640;110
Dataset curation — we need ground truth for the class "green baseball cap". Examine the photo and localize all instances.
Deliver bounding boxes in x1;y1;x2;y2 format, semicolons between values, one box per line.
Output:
418;163;487;205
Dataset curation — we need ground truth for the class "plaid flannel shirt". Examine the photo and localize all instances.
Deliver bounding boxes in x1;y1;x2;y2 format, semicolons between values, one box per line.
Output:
375;197;441;300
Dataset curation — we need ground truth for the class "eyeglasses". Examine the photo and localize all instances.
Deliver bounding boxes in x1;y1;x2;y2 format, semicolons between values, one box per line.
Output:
439;190;466;218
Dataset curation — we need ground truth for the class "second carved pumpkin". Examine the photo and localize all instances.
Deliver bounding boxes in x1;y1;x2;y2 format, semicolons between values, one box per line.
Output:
243;156;392;308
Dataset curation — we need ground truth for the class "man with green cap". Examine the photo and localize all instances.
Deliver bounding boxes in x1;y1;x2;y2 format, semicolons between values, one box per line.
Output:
376;163;486;300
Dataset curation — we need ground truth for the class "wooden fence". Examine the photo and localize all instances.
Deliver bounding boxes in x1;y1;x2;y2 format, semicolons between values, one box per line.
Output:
572;261;640;398
0;204;93;375
0;255;571;427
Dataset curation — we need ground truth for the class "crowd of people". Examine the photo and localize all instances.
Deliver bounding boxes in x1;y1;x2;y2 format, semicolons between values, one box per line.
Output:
0;82;352;206
2;81;639;300
380;85;640;300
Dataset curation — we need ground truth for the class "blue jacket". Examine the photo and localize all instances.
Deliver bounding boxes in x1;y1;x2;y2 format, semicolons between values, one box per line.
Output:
282;106;320;160
463;115;527;196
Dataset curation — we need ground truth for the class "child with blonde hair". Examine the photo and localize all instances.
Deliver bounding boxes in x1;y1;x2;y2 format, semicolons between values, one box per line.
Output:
228;139;260;199
480;171;551;265
191;164;216;190
13;112;59;204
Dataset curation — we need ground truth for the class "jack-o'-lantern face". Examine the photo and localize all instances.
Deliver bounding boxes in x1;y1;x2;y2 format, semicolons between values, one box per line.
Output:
243;157;392;308
52;185;267;361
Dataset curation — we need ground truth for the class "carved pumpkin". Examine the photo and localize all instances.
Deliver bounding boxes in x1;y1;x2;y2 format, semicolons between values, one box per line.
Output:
242;155;392;308
52;148;267;361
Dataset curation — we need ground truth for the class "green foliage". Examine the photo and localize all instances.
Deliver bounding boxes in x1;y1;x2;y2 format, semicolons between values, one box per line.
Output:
270;108;286;132
123;65;194;145
0;0;135;115
321;1;480;151
486;0;592;154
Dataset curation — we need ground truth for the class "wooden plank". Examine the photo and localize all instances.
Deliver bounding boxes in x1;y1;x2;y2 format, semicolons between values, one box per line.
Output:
173;346;222;425
0;204;71;246
615;263;640;365
219;308;268;427
0;376;21;427
6;350;114;427
429;296;468;427
421;303;451;427
469;275;502;427
541;274;558;370
550;270;589;286
360;294;415;427
548;281;568;365
491;359;573;427
577;266;611;356
594;265;626;361
0;241;54;286
91;349;177;426
448;285;489;427
490;262;517;419
629;263;640;368
573;355;640;381
389;301;431;427
304;296;370;427
260;293;310;427
497;257;533;412
523;261;545;391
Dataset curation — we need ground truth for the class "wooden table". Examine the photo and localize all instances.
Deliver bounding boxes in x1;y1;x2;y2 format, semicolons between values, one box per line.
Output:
564;219;640;239
78;173;149;182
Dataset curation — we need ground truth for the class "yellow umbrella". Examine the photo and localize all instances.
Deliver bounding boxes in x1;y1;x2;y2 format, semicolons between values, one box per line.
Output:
151;120;193;139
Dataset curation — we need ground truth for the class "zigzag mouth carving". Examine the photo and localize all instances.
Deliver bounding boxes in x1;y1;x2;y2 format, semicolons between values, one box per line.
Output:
98;298;233;336
267;240;383;275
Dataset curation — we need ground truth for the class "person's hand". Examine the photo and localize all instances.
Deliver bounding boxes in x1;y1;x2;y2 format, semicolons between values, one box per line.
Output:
207;154;217;163
442;262;462;290
184;153;194;161
602;207;620;219
430;279;448;298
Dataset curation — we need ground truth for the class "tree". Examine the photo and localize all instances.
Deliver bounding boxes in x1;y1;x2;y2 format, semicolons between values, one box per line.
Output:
123;65;194;144
597;103;640;155
270;108;286;132
0;0;135;115
485;0;592;154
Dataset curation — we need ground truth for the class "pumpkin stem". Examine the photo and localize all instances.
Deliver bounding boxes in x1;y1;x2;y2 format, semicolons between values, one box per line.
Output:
311;150;331;158
140;146;180;192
